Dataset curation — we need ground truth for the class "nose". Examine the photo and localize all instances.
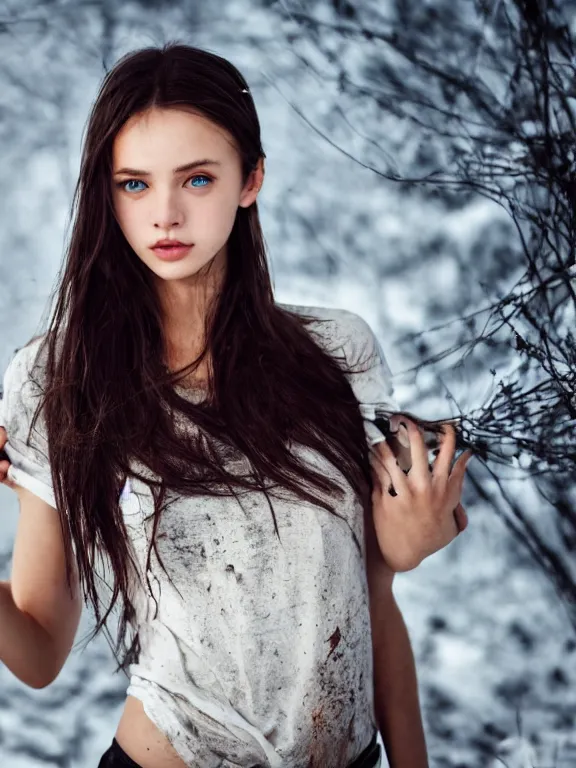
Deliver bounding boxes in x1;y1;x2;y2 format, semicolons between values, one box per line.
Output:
153;190;185;230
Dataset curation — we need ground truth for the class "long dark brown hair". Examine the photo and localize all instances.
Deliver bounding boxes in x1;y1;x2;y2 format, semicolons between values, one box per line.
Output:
20;42;397;676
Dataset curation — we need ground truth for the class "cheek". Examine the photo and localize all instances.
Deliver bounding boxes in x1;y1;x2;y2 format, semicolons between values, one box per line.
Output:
114;200;142;243
203;197;240;238
217;201;239;229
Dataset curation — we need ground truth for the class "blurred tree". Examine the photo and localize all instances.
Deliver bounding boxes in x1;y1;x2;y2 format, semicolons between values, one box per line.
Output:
271;0;576;620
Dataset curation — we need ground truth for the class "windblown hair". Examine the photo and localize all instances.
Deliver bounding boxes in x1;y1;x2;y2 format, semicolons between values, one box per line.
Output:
26;42;382;676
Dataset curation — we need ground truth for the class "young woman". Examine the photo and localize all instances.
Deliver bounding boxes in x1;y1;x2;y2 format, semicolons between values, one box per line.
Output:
0;44;472;768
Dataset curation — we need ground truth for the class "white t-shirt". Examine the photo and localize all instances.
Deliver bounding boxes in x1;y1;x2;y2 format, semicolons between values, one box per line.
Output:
0;304;398;768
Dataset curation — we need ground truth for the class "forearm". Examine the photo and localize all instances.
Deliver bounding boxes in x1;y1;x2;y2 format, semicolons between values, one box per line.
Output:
0;579;56;689
370;596;429;768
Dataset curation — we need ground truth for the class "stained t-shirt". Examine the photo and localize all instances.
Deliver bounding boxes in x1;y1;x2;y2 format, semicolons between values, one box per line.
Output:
0;304;399;768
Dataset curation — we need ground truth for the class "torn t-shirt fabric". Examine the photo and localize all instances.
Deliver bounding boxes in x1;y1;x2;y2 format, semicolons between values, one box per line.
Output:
0;304;399;767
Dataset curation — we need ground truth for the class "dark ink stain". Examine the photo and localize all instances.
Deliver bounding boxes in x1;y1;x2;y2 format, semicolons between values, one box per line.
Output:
346;712;355;742
327;626;341;659
308;704;327;767
225;564;243;583
312;707;324;732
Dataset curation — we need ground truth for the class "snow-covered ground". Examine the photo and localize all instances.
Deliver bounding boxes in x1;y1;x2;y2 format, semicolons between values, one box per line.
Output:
0;1;574;766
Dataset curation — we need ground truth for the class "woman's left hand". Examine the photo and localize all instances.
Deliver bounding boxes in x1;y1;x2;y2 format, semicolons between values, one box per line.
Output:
369;417;473;572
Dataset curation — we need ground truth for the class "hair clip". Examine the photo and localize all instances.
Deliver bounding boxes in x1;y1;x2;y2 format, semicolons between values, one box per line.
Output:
240;88;250;93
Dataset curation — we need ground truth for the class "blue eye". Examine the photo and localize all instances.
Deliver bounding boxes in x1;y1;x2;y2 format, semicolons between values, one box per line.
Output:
116;174;213;193
122;179;145;193
189;175;212;188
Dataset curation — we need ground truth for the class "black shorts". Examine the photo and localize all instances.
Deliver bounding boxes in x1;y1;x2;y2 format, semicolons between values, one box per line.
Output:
97;731;382;767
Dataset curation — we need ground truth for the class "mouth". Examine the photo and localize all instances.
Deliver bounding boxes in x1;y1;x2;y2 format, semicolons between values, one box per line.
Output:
151;244;194;261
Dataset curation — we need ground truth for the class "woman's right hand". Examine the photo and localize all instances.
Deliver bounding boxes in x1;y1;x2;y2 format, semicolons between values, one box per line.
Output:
0;426;21;493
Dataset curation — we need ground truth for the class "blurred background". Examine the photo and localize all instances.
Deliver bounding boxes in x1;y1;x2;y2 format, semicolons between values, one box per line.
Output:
1;0;575;766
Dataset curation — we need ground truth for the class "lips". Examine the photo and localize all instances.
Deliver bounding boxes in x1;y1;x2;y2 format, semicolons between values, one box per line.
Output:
151;243;193;261
152;238;191;248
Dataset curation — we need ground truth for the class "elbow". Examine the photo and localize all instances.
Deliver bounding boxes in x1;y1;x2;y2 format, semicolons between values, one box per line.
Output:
21;669;54;690
25;661;60;690
29;665;62;690
27;631;65;690
35;649;67;689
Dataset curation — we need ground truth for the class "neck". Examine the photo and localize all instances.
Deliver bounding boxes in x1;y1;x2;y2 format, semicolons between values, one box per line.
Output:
157;249;226;361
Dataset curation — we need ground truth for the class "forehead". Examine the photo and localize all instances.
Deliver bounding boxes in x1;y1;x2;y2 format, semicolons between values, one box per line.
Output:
112;107;238;164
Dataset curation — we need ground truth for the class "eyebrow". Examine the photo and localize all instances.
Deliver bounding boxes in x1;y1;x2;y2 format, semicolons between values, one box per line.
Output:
113;159;222;176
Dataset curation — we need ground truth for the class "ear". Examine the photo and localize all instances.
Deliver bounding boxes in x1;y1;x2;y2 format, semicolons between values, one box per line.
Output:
239;156;265;208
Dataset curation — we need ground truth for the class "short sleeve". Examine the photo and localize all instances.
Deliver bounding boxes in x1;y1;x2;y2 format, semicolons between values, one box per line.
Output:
0;337;56;508
289;303;401;448
335;310;401;447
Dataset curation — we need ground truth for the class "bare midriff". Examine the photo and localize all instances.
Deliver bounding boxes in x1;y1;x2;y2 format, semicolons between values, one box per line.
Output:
114;694;188;768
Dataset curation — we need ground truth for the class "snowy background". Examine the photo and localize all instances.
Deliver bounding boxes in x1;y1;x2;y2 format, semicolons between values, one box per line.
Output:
0;1;575;766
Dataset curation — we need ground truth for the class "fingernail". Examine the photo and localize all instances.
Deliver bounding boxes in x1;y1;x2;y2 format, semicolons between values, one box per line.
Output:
397;425;410;448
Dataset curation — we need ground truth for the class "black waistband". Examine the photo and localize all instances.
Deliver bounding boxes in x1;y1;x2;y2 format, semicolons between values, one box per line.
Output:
105;732;381;768
347;731;381;768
